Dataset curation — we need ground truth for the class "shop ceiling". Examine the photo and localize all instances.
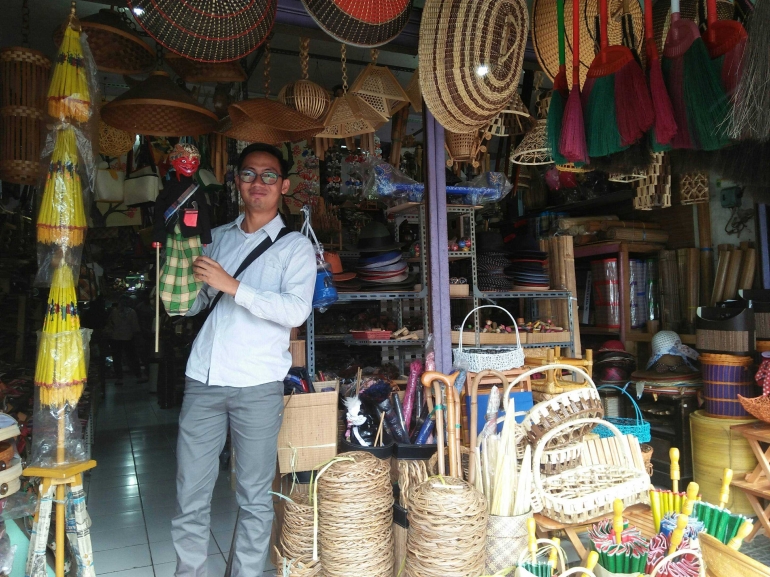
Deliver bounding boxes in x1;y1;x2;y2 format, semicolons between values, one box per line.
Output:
4;0;539;101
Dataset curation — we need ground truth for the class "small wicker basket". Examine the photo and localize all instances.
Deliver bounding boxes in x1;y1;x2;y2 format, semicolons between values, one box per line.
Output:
453;305;525;373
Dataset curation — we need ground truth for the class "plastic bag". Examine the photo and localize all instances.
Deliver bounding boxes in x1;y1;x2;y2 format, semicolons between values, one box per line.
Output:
364;159;424;202
300;205;338;311
0;528;15;577
445;172;513;206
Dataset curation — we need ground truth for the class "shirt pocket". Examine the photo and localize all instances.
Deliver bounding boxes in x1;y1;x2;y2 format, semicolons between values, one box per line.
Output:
246;256;283;293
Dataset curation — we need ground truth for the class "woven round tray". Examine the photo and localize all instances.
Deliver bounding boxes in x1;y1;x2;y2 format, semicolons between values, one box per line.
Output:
738;395;770;424
301;0;412;48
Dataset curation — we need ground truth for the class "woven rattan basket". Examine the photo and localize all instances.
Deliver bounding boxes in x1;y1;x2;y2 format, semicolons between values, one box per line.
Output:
445;129;488;168
700;532;770;577
101;71;218;137
532;418;650;524
98;121;134;158
702;353;756;419
53;8;154;75
0;46;50;185
404;68;421;113
278;80;330;121
696;306;755;355
165;53;247;83
540;442;583;475
225;99;325;145
737;395;770;424
419;0;528;132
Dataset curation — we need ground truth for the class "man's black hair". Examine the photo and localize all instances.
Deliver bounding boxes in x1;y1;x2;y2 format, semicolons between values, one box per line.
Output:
236;143;290;178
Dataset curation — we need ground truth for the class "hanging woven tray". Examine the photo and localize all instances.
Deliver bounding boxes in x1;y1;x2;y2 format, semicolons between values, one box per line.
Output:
223;99;325;145
165;54;247;83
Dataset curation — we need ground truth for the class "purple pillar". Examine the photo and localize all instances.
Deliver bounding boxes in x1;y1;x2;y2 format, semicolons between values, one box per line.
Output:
425;109;451;372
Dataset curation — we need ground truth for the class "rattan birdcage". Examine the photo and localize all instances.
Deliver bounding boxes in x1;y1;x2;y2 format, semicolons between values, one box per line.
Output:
350;64;409;119
0;46;50;185
165;53;247;84
278;80;330;121
53;8;154;75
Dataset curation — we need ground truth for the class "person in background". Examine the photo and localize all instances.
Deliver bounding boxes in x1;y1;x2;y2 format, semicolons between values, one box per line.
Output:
105;296;142;385
134;290;155;382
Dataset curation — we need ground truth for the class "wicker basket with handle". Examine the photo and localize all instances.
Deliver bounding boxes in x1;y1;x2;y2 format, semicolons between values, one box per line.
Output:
454;305;525;373
531;418;650;524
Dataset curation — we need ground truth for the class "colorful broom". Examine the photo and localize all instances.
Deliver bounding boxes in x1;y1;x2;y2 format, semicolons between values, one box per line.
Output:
662;0;730;151
48;5;92;124
37;126;87;247
547;0;569;166
583;0;655;158
702;0;747;96
644;0;677;149
559;0;589;164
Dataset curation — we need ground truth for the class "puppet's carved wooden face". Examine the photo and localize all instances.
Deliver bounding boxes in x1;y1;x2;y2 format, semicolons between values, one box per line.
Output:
169;144;201;179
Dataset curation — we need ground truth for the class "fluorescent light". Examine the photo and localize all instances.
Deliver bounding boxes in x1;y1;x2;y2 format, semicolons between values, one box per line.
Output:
132;7;144;16
476;64;489;77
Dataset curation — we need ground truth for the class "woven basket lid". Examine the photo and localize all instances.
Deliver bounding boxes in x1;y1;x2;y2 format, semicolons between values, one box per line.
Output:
101;71;218;136
419;0;529;133
316;93;387;138
126;0;275;63
532;0;644;88
300;0;413;48
350;64;409;118
166;54;247;83
222;99;324;145
510;119;552;166
53;8;154;75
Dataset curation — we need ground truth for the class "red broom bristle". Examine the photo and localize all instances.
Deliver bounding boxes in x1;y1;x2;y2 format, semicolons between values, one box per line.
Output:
614;58;655;147
554;65;569;94
560;87;588;164
665;56;695;150
648;56;678;146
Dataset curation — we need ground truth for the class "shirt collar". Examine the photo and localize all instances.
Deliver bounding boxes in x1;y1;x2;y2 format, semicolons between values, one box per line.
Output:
231;213;285;240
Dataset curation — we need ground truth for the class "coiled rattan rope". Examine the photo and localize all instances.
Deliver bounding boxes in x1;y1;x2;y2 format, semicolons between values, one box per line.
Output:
281;486;314;561
405;476;489;577
318;452;394;577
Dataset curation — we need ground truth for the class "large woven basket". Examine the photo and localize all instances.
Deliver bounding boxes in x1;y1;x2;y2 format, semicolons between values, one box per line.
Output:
454;306;524;373
301;0;412;48
702;353;756;419
540;442;583;475
532;418;650;524
696;306;755;355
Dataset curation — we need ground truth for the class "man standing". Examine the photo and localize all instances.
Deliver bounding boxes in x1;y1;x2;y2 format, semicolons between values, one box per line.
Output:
172;143;316;576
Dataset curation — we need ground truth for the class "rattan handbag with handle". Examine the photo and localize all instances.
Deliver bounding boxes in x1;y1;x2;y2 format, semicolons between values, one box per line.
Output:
454;305;525;372
594;384;651;443
531;418;650;524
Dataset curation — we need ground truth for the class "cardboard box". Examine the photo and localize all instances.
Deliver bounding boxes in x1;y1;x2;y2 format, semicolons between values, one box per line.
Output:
289;339;306;367
277;390;338;474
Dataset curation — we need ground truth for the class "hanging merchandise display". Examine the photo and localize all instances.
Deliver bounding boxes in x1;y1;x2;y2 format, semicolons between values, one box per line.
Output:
350;52;409;119
547;0;569;166
278;38;330;121
488;94;532;138
512;91;553;166
301;0;412;48
127;0;276;62
419;0;528;133
701;0;747;95
559;0;588;166
53;8;154;75
644;0;678;150
101;71;217;137
48;15;93;124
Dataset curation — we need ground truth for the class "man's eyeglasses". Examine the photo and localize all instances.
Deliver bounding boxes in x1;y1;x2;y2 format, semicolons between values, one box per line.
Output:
238;169;282;185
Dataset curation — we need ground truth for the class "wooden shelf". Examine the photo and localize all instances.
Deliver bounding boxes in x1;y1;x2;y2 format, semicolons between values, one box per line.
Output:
574;241;663;259
580;327;621;336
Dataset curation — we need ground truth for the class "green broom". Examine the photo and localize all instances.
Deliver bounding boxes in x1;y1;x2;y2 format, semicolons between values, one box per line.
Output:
547;0;569;166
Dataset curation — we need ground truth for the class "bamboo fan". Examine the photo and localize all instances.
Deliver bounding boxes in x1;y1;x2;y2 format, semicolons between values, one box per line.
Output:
277;38;330;121
0;46;50;185
317;45;387;139
101;71;217;137
165;53;247;84
47;5;92;123
350;51;409;118
37;126;87;247
53;8;154;75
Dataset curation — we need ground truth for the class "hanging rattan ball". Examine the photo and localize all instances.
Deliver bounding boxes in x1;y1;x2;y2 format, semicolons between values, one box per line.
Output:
278;80;330;121
98;120;134;157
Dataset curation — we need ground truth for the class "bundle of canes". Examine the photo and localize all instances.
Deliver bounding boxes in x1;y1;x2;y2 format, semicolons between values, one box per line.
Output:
662;0;730;151
317;452;394;577
644;0;678;150
702;0;747;96
582;0;655;159
546;0;569;166
559;0;588;165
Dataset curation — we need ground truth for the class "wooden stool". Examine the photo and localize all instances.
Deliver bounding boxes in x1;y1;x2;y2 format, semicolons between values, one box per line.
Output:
525;348;594;398
24;460;97;577
730;422;770;542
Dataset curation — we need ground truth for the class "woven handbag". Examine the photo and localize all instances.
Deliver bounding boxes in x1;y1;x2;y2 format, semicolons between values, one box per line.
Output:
594;384;651;443
454;305;525;372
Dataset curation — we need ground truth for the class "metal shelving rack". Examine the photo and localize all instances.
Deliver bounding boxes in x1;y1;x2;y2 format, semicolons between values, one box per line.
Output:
305;204;428;376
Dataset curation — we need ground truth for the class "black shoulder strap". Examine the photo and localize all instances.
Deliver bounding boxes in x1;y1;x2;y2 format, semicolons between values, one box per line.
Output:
206;226;291;313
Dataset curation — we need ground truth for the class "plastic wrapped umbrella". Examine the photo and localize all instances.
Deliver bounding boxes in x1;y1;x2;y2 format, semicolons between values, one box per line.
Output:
48;4;92;123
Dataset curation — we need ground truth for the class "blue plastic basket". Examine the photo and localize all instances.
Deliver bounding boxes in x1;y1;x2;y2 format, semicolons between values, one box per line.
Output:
594;384;651;444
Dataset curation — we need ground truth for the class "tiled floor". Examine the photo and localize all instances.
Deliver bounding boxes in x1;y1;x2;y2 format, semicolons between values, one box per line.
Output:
85;377;276;576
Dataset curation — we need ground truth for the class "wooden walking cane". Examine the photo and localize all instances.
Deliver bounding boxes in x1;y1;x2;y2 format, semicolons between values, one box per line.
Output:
421;371;457;476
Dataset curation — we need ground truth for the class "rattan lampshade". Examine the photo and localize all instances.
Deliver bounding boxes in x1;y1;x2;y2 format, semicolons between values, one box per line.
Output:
127;0;275;62
101;71;218;136
350;64;409;118
532;0;644;87
223;99;324;145
317;93;387;138
165;53;247;84
301;0;413;48
53;8;154;75
487;94;532;137
419;0;529;133
510;119;552;166
99;121;135;157
278;80;330;121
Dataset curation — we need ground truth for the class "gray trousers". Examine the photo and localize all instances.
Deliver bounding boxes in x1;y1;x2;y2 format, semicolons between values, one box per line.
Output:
172;377;284;577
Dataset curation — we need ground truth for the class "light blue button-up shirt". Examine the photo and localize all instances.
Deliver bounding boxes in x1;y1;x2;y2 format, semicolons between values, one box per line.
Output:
186;214;316;387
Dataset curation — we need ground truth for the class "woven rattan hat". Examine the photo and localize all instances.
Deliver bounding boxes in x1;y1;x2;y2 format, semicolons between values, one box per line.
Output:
165;54;247;84
419;0;528;133
126;0;275;62
301;0;412;48
53;8;154;75
223;99;325;145
532;0;644;87
101;71;218;136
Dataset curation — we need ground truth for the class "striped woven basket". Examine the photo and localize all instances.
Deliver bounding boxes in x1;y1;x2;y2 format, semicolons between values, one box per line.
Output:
696;306;755;355
701;353;757;419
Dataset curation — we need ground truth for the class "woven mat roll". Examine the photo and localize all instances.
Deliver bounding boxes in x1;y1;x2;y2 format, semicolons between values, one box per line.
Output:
318;452;394;577
406;477;488;577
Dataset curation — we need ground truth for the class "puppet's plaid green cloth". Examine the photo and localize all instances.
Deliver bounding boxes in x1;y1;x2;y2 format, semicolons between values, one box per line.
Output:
159;225;203;316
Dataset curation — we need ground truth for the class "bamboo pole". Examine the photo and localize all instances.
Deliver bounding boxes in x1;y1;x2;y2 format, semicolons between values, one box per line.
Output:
711;249;731;306
739;248;756;290
686;248;699;332
697;202;713;306
723;249;744;300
